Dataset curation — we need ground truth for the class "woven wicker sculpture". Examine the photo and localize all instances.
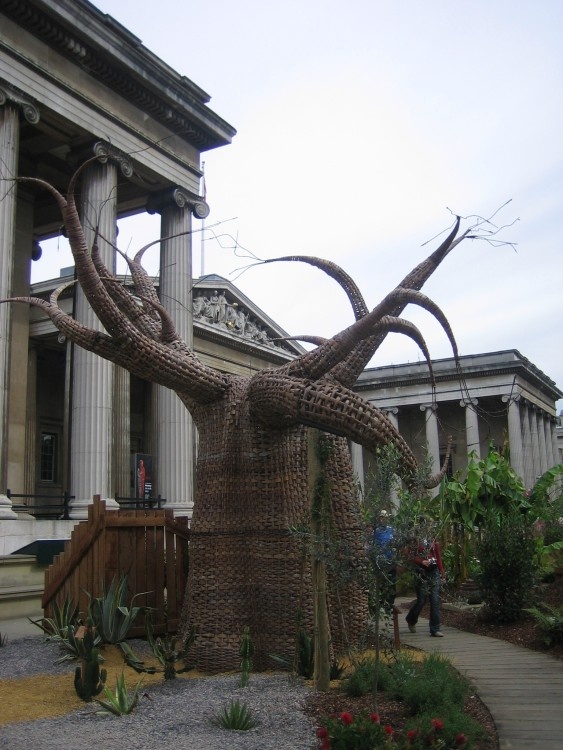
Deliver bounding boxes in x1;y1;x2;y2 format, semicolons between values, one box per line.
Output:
6;159;469;672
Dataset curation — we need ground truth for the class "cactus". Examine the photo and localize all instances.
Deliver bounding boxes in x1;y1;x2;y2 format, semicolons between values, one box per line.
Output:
239;625;254;687
73;622;107;702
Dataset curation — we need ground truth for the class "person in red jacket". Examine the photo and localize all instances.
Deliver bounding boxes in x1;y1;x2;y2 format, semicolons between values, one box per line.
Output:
405;515;445;637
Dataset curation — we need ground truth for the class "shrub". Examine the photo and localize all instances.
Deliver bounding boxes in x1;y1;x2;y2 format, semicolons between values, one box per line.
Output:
342;657;393;697
397;653;467;715
477;510;537;623
524;603;563;647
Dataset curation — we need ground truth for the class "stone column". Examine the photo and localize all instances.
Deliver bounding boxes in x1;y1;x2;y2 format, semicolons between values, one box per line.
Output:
549;418;560;467
70;155;120;518
113;365;130;498
350;442;364;496
381;407;400;507
502;394;525;480
460;398;480;458
420;403;440;495
24;346;38;496
149;188;208;517
529;406;542;483
521;401;534;490
0;87;39;517
544;418;557;470
536;410;548;476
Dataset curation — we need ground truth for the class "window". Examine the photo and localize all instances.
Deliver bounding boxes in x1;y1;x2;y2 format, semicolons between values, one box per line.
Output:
40;432;57;482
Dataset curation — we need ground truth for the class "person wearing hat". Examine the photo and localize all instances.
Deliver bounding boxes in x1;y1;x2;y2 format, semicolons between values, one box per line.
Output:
373;509;396;610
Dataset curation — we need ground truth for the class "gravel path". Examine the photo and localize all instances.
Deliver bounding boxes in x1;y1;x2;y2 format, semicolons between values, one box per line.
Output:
0;636;317;750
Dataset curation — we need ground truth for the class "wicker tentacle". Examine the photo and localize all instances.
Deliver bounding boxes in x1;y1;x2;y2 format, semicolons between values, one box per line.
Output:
248;371;424;482
260;256;369;320
2;295;228;401
283;286;459;384
331;219;468;386
17;176;68;217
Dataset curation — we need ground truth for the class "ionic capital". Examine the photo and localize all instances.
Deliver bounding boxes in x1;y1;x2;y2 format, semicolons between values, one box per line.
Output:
0;81;40;124
92;141;134;178
420;402;438;413
147;186;210;220
501;392;521;406
460;398;478;408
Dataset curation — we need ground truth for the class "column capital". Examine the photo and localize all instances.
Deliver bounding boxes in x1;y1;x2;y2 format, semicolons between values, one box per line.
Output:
92;141;134;177
420;402;438;413
460;398;478;408
68;140;133;177
381;406;399;416
146;187;210;220
0;81;40;124
501;392;521;405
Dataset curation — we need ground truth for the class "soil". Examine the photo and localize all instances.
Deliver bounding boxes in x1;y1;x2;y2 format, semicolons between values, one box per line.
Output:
303;576;563;750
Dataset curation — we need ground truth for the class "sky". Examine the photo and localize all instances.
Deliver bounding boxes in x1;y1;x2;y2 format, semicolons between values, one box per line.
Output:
32;1;563;409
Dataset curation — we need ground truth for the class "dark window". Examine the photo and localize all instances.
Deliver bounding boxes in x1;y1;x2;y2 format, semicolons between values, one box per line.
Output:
40;432;57;482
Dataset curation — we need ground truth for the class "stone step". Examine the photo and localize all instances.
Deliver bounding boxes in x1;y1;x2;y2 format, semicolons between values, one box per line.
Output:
0;555;45;621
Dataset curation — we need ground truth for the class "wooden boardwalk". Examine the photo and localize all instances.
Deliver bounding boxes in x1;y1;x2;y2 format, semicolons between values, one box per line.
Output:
395;598;563;750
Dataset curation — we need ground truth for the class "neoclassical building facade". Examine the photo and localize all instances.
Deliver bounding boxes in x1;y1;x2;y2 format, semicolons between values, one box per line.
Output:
1;1;561;539
0;0;235;519
352;351;562;496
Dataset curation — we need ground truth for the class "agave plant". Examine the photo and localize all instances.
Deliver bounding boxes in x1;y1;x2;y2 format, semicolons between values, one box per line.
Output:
211;699;257;730
95;671;143;716
29;596;79;642
121;616;197;680
56;620;104;664
86;575;151;644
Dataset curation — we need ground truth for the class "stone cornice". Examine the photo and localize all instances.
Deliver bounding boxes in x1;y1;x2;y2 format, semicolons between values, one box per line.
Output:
356;350;562;401
0;0;236;151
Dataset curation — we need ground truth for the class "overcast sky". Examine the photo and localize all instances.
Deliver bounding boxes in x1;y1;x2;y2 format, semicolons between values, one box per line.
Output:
33;1;563;409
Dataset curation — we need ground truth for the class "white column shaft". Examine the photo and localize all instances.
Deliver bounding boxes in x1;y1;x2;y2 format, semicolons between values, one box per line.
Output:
0;104;19;517
420;403;440;495
155;203;194;516
522;403;534;489
461;399;480;458
350;443;364;496
504;396;525;480
70;161;118;518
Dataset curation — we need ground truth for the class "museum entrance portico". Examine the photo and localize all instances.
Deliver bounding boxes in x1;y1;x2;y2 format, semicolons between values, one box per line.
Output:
0;0;235;519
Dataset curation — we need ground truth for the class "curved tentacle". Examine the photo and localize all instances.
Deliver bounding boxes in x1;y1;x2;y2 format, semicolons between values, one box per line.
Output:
248;370;447;488
17;176;67;216
91;236;162;338
331;218;468;386
282;286;460;383
1;295;228;402
260;256;369;320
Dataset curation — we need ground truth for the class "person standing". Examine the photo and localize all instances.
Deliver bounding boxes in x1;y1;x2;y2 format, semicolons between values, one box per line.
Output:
405;516;445;637
374;510;397;610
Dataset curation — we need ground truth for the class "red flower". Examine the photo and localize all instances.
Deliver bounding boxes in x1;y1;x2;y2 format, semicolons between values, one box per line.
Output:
370;713;380;723
384;724;394;735
316;727;329;738
407;729;418;741
340;712;354;725
431;718;444;730
455;733;468;746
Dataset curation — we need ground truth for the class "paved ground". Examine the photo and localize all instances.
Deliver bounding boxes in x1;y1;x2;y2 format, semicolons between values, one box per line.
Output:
395;596;563;750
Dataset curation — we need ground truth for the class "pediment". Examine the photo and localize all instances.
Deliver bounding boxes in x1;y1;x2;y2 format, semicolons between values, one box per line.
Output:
193;275;304;358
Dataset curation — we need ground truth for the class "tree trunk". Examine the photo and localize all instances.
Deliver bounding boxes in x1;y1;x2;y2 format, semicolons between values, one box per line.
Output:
179;378;367;672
